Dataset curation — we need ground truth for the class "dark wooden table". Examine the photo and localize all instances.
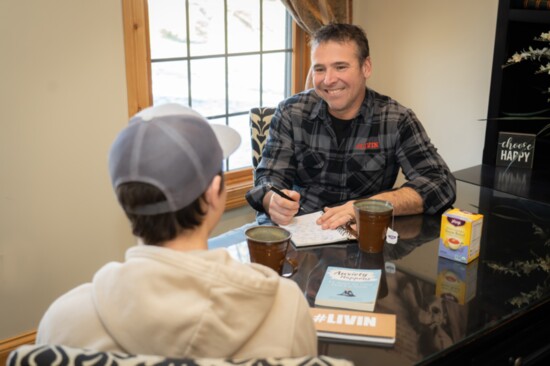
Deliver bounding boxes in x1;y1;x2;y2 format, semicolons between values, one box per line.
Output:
453;164;550;205
229;179;550;365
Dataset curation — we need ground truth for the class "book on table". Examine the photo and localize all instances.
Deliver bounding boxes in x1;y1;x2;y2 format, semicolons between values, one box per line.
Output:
315;266;381;312
280;211;355;247
310;307;396;346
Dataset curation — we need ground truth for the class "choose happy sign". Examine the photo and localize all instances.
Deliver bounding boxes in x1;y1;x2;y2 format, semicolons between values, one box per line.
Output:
496;132;536;169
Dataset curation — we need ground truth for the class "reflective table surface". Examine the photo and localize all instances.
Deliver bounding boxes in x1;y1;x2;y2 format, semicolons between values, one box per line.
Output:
453;163;550;205
230;180;550;365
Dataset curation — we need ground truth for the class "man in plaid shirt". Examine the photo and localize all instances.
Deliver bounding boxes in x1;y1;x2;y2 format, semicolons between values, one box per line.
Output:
246;23;456;230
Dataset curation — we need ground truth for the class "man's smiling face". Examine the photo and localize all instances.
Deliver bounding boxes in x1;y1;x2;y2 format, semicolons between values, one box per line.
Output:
311;40;372;120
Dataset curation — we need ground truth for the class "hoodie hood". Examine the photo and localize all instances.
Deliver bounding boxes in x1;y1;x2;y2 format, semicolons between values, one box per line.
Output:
92;246;280;358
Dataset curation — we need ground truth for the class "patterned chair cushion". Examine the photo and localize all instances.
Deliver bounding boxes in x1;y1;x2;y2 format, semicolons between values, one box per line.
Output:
8;344;354;366
249;107;275;170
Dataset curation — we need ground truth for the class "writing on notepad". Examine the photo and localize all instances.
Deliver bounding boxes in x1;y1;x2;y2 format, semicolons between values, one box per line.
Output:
280;211;354;247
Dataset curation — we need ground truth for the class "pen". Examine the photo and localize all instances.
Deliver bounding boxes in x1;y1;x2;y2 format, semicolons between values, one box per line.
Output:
267;184;305;212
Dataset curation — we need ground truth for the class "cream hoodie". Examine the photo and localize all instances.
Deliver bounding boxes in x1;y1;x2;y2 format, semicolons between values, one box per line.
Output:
36;246;317;358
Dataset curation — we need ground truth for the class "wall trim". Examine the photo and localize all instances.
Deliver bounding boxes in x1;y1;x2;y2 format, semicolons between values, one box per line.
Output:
0;330;36;365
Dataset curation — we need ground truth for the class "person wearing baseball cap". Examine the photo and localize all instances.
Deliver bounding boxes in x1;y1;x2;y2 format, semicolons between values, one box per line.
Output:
36;104;317;358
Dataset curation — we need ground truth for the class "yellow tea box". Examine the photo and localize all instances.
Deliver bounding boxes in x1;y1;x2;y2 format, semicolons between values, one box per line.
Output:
439;208;483;264
436;257;479;305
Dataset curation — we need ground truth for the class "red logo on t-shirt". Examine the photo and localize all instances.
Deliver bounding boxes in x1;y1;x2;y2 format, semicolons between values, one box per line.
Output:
356;141;379;150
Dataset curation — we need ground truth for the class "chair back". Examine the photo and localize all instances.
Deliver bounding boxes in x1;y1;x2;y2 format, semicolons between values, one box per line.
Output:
7;344;355;366
249;107;275;170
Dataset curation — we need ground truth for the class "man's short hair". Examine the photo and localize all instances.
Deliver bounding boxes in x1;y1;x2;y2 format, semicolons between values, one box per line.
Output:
311;23;370;64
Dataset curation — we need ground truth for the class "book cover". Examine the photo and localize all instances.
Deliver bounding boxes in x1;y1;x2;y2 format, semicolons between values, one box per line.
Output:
310;307;396;346
315;266;381;312
280;211;354;247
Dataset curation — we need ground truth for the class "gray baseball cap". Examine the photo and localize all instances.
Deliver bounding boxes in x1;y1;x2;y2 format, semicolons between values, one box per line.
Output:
109;103;241;215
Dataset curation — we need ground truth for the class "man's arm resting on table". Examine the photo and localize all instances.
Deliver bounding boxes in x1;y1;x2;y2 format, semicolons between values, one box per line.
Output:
370;186;423;216
318;187;423;230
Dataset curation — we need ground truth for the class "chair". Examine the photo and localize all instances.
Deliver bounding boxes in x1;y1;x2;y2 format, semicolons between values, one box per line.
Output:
249;107;276;170
7;344;354;366
208;107;276;250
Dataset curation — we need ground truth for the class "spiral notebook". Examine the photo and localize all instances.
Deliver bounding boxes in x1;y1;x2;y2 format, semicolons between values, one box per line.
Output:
280;211;355;247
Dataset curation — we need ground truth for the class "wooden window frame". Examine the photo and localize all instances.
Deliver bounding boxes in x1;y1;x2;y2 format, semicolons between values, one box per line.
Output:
121;0;309;210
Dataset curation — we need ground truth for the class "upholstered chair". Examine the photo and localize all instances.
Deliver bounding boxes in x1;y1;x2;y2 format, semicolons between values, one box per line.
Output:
7;344;354;366
249;107;275;172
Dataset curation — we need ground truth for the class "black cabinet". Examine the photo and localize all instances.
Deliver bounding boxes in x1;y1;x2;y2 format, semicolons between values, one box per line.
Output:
484;0;550;169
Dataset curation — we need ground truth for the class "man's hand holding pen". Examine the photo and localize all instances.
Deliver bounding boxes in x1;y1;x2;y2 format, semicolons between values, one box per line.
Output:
263;184;302;225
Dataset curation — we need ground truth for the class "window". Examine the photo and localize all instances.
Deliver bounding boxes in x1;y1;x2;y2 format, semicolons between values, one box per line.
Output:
122;0;310;209
148;0;292;171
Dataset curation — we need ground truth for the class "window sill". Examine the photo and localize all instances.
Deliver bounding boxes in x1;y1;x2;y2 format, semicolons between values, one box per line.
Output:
225;167;253;210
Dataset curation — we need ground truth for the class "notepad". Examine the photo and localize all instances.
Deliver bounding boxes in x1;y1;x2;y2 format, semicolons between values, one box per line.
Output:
280;211;355;247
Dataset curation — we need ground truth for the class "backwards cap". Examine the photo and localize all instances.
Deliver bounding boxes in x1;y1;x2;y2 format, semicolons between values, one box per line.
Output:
109;103;241;215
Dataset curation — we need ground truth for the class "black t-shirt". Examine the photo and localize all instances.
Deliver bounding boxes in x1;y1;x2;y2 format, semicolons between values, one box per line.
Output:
329;114;354;146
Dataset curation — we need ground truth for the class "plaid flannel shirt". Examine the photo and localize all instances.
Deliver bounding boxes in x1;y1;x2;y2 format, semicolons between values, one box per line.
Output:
246;88;456;216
